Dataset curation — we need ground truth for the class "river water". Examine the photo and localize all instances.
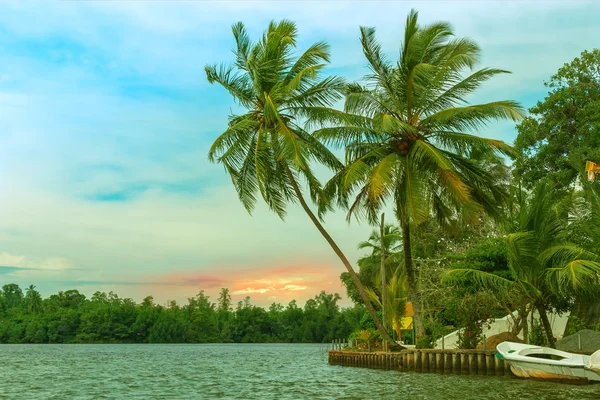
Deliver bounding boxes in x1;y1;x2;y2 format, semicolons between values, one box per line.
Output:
1;344;598;399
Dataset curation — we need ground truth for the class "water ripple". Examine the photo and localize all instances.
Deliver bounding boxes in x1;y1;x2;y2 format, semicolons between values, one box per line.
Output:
0;344;598;399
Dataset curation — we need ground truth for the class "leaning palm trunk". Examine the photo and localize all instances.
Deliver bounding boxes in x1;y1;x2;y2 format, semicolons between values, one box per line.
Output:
286;168;397;345
205;21;400;347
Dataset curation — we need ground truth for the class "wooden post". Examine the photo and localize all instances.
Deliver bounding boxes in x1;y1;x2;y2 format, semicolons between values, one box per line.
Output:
469;353;478;375
415;351;423;372
495;356;504;376
486;354;496;375
504;358;512;375
436;352;444;373
446;352;455;374
408;352;415;370
478;353;486;375
422;351;430;373
461;353;469;375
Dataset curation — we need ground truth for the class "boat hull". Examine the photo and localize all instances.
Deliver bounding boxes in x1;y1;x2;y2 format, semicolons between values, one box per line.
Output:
497;341;600;383
507;359;600;383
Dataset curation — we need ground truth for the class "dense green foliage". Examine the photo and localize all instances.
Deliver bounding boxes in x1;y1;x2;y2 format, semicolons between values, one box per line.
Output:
514;49;600;191
0;285;365;344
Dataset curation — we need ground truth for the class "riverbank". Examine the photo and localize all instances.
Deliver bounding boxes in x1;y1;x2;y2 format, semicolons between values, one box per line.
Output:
329;349;513;376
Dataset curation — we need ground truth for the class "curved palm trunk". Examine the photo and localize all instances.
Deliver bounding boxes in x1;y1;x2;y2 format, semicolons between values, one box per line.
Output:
398;216;425;340
536;303;556;348
285;168;399;347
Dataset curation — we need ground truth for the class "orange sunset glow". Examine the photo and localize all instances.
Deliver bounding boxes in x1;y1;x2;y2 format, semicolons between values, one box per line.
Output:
142;262;349;306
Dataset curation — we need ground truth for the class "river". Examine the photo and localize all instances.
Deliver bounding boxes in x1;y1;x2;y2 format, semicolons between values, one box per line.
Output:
1;344;598;399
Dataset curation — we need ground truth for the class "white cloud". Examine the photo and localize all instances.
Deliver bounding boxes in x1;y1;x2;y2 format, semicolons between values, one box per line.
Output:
232;287;271;295
281;285;308;292
0;252;73;271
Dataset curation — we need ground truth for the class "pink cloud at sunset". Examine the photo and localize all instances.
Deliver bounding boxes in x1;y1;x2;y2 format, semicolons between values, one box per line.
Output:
143;261;349;307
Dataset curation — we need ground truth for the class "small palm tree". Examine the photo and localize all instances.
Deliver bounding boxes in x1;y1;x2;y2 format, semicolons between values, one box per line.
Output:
366;271;408;341
206;21;395;343
445;182;600;347
25;284;42;313
316;10;524;335
358;224;403;260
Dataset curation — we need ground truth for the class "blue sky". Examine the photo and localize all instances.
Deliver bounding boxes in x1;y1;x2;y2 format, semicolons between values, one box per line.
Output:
1;0;599;306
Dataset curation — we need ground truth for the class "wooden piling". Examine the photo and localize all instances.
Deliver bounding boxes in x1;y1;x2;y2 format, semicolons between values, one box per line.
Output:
415;351;422;372
436;352;444;373
504;358;512;375
461;353;469;375
328;349;512;378
478;353;487;375
446;352;454;374
469;353;478;375
495;356;503;376
486;354;495;376
422;351;430;373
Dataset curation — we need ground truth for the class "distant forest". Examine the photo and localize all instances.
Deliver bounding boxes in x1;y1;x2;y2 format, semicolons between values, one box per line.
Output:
0;284;367;344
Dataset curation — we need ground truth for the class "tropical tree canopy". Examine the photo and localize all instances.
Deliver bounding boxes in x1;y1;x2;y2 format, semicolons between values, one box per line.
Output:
514;49;600;192
206;20;345;218
317;9;524;226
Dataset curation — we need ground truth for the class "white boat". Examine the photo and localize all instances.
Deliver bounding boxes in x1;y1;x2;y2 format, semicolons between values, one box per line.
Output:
497;341;600;383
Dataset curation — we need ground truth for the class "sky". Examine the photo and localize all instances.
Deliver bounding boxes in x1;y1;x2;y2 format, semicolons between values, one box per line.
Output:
1;0;599;307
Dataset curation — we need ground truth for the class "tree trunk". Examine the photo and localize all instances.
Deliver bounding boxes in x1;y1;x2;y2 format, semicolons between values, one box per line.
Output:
536;303;556;348
398;214;425;340
380;213;387;337
521;306;529;344
285;168;400;347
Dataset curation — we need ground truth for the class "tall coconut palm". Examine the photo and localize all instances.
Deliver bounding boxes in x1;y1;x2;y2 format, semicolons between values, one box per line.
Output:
444;182;600;347
315;10;524;335
206;21;395;344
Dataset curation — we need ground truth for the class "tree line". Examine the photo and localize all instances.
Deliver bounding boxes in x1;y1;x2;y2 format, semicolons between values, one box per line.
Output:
0;285;368;344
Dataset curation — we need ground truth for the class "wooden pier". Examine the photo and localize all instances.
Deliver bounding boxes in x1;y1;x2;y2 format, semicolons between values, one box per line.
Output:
328;349;514;376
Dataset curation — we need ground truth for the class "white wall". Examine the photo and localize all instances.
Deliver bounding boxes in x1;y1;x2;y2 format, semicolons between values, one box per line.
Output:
435;309;570;349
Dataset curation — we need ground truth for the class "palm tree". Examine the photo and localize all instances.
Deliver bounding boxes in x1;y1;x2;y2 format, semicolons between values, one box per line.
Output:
444;182;600;347
315;10;524;335
358;223;402;261
365;271;409;342
206;21;395;344
25;284;42;313
341;223;403;303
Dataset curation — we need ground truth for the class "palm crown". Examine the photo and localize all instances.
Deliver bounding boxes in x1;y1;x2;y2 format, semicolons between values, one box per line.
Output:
206;21;345;218
317;10;524;225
